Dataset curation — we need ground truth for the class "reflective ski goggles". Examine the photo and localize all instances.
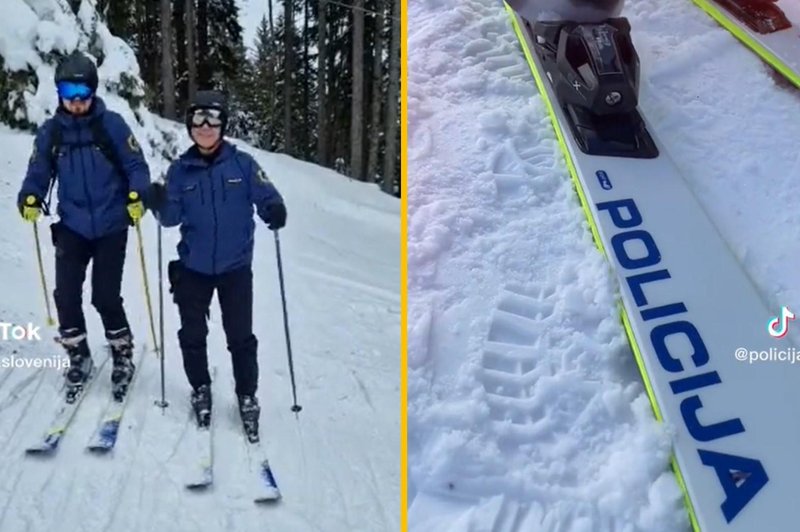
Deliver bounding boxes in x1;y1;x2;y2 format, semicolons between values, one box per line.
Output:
190;108;224;128
57;81;94;102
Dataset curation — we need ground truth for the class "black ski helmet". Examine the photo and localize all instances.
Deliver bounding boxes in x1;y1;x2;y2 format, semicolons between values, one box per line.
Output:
186;90;229;135
55;51;99;93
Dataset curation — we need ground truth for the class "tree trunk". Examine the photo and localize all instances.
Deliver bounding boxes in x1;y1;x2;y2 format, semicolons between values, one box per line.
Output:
267;1;276;149
350;0;365;180
144;0;160;101
366;7;385;182
186;0;198;101
197;0;210;88
328;14;341;165
160;0;176;118
383;0;400;194
303;0;310;157
316;0;329;166
283;0;294;155
174;1;188;107
269;0;274;34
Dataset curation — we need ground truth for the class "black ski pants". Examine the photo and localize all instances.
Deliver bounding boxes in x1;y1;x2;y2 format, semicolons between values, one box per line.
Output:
52;222;131;338
169;262;258;396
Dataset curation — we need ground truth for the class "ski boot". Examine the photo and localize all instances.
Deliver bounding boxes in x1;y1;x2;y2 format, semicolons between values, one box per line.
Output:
59;329;93;404
191;384;212;428
238;394;260;443
108;328;136;401
529;18;658;158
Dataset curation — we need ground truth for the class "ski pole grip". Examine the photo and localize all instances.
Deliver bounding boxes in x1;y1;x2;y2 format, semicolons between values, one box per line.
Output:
129;191;139;202
26;195;36;206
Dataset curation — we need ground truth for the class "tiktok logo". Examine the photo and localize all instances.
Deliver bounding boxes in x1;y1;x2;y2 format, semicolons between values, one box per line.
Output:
767;306;795;339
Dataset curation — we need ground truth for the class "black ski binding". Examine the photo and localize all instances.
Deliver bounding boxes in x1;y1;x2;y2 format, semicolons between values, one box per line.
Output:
111;358;135;402
65;383;84;404
191;384;212;428
64;355;93;404
239;395;260;443
527;17;659;158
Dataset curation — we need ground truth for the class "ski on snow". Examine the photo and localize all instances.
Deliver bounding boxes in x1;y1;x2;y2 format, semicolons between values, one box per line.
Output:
184;426;282;501
183;419;214;490
25;353;111;455
184;368;215;490
183;372;281;501
506;8;800;531
691;0;800;87
244;437;281;502
86;344;147;452
253;456;281;502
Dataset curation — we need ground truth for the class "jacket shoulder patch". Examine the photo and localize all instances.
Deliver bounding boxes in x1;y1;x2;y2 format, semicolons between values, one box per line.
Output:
127;134;141;153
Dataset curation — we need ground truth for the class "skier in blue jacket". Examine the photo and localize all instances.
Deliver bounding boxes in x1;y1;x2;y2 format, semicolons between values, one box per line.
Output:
18;51;150;402
147;90;286;441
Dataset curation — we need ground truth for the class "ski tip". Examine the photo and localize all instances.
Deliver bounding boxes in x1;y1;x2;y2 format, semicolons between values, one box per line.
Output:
185;482;212;491
185;466;213;491
185;476;213;491
254;494;282;504
25;445;56;455
26;433;62;455
86;444;113;454
25;449;50;456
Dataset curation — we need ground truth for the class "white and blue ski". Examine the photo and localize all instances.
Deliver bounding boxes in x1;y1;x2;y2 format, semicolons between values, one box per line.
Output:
86;344;146;453
184;423;213;489
26;354;110;455
184;368;215;490
252;451;281;502
506;9;800;530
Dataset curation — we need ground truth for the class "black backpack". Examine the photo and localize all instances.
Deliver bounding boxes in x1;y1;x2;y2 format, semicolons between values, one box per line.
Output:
43;115;126;213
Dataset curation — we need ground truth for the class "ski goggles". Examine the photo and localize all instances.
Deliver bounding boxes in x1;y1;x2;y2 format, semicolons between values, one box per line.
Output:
190;108;224;128
56;81;94;102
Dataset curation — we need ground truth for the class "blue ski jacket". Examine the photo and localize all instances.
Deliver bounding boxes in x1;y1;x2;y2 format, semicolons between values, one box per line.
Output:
157;141;284;275
18;97;151;239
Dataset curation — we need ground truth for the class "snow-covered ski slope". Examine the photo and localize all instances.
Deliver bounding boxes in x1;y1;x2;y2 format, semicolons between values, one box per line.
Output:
0;132;400;530
0;1;399;531
0;123;400;531
408;0;800;530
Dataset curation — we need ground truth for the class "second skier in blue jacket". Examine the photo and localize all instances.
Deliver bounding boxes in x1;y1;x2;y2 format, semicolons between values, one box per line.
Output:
148;90;286;441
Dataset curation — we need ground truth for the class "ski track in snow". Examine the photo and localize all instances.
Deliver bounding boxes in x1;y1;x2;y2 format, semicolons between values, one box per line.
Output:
409;0;800;529
0;123;399;530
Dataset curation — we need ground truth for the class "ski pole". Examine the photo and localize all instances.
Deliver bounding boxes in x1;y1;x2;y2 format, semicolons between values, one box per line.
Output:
273;230;302;415
133;216;158;354
31;221;55;327
155;221;168;408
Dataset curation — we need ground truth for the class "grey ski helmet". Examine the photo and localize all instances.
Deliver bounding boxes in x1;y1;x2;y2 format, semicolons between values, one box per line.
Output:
55;51;99;92
186;90;229;135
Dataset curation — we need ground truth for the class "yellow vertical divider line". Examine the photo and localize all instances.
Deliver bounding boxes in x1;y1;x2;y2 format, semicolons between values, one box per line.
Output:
691;0;800;89
504;5;701;531
400;0;409;528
